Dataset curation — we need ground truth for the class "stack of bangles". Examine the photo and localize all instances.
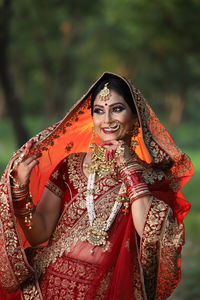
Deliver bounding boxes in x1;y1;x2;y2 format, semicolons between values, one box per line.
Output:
119;162;151;204
11;180;35;230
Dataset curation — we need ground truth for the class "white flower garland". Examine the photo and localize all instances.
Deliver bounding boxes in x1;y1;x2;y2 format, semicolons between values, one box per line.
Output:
86;172;123;233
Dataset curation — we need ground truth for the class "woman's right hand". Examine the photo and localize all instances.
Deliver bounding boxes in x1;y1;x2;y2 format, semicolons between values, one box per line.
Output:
12;141;41;185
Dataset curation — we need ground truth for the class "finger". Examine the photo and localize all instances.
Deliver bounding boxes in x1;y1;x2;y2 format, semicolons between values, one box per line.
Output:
23;153;41;165
25;139;34;150
27;159;39;170
107;150;112;161
15;141;34;166
111;149;116;160
23;141;34;156
109;150;114;160
105;150;109;162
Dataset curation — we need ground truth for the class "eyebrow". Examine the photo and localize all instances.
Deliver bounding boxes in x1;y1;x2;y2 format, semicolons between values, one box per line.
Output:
93;102;126;108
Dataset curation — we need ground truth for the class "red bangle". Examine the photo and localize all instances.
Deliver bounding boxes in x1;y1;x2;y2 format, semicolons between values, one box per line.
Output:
120;164;151;204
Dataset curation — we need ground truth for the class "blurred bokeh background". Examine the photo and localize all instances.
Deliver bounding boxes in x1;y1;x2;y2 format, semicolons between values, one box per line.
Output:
0;0;199;298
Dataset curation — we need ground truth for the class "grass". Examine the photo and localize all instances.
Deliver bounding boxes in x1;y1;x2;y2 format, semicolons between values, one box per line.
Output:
0;116;199;299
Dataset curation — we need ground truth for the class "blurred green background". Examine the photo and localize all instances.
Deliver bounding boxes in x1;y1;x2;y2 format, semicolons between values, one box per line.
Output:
0;0;199;298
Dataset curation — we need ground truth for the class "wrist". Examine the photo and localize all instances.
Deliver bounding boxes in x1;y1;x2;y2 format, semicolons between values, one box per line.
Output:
10;169;29;187
119;165;151;204
119;162;142;178
11;181;34;230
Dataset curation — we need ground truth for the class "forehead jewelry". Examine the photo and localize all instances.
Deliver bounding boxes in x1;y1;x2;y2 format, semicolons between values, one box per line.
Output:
99;83;111;101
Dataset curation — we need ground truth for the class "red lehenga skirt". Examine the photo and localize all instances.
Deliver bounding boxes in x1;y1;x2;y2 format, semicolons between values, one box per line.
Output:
39;256;100;300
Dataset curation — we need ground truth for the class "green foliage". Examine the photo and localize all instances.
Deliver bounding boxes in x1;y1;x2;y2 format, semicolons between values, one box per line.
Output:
2;0;199;124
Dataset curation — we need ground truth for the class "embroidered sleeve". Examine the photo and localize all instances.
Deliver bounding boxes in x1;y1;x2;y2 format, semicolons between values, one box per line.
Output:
140;197;184;300
45;159;67;198
141;166;166;185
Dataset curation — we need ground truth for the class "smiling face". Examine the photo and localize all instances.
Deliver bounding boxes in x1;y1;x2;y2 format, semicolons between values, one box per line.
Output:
93;89;138;144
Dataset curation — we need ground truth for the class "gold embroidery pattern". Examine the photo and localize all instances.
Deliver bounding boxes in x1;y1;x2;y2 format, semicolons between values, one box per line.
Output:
29;153;121;279
132;88;170;163
0;184;33;290
131;86;192;181
0;130;58;292
0;219;18;290
31;98;91;154
95;271;112;299
39;256;99;300
140;197;169;300
52;170;59;180
141;167;166;184
46;180;64;198
32;186;120;278
155;212;184;299
133;258;147;300
21;276;42;300
67;153;87;194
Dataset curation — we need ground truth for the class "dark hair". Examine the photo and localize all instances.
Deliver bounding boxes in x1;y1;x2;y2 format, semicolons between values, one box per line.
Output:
91;76;137;115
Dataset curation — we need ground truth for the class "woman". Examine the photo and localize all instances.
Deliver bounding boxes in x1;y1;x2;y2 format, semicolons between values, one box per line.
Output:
0;72;194;299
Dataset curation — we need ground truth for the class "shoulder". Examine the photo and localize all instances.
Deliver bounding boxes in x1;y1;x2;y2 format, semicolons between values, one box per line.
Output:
55;152;87;167
67;152;87;163
62;152;88;171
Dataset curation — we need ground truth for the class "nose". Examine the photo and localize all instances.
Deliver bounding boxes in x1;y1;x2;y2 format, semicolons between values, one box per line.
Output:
103;110;113;124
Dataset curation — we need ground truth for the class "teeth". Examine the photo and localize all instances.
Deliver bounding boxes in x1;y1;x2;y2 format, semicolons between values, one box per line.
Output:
104;128;116;132
102;122;120;133
103;126;120;132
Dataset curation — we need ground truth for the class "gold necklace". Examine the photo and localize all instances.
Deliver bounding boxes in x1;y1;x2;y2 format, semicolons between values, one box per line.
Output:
86;144;117;177
84;144;130;248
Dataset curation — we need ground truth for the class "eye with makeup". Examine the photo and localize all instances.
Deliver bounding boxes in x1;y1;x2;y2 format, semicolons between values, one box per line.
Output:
93;105;125;115
93;107;104;114
112;105;125;113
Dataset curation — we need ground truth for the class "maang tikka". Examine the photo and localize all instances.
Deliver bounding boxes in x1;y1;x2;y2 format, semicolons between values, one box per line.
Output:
99;83;111;101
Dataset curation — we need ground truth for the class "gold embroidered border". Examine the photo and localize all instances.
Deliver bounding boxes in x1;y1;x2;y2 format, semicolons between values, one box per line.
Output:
155;211;184;299
0;183;33;290
21;275;43;300
0;128;54;291
140;197;169;300
45;180;64;198
132;87;192;181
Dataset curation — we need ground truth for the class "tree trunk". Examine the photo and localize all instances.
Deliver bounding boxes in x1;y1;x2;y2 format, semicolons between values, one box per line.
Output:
165;92;185;127
0;0;29;147
0;90;6;117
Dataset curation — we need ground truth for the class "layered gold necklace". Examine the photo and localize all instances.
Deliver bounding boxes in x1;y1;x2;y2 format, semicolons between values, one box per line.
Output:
86;144;118;177
84;144;128;247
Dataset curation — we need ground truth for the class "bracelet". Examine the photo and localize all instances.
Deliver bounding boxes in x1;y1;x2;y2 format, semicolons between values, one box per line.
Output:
120;164;151;204
117;183;129;214
14;193;35;230
11;182;35;230
119;162;143;176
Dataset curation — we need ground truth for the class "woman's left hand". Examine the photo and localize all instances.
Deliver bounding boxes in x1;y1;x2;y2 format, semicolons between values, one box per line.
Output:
100;140;133;167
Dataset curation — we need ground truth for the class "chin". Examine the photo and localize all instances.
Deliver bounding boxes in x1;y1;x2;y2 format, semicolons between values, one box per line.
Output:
102;134;117;140
101;135;124;142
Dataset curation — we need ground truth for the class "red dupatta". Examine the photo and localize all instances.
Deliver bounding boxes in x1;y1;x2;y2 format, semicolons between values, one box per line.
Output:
0;72;194;299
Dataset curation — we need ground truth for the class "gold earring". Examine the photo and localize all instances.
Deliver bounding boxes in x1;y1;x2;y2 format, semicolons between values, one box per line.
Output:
89;127;96;149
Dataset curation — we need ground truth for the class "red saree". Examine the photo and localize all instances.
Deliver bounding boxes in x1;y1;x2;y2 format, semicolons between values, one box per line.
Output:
0;72;194;299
